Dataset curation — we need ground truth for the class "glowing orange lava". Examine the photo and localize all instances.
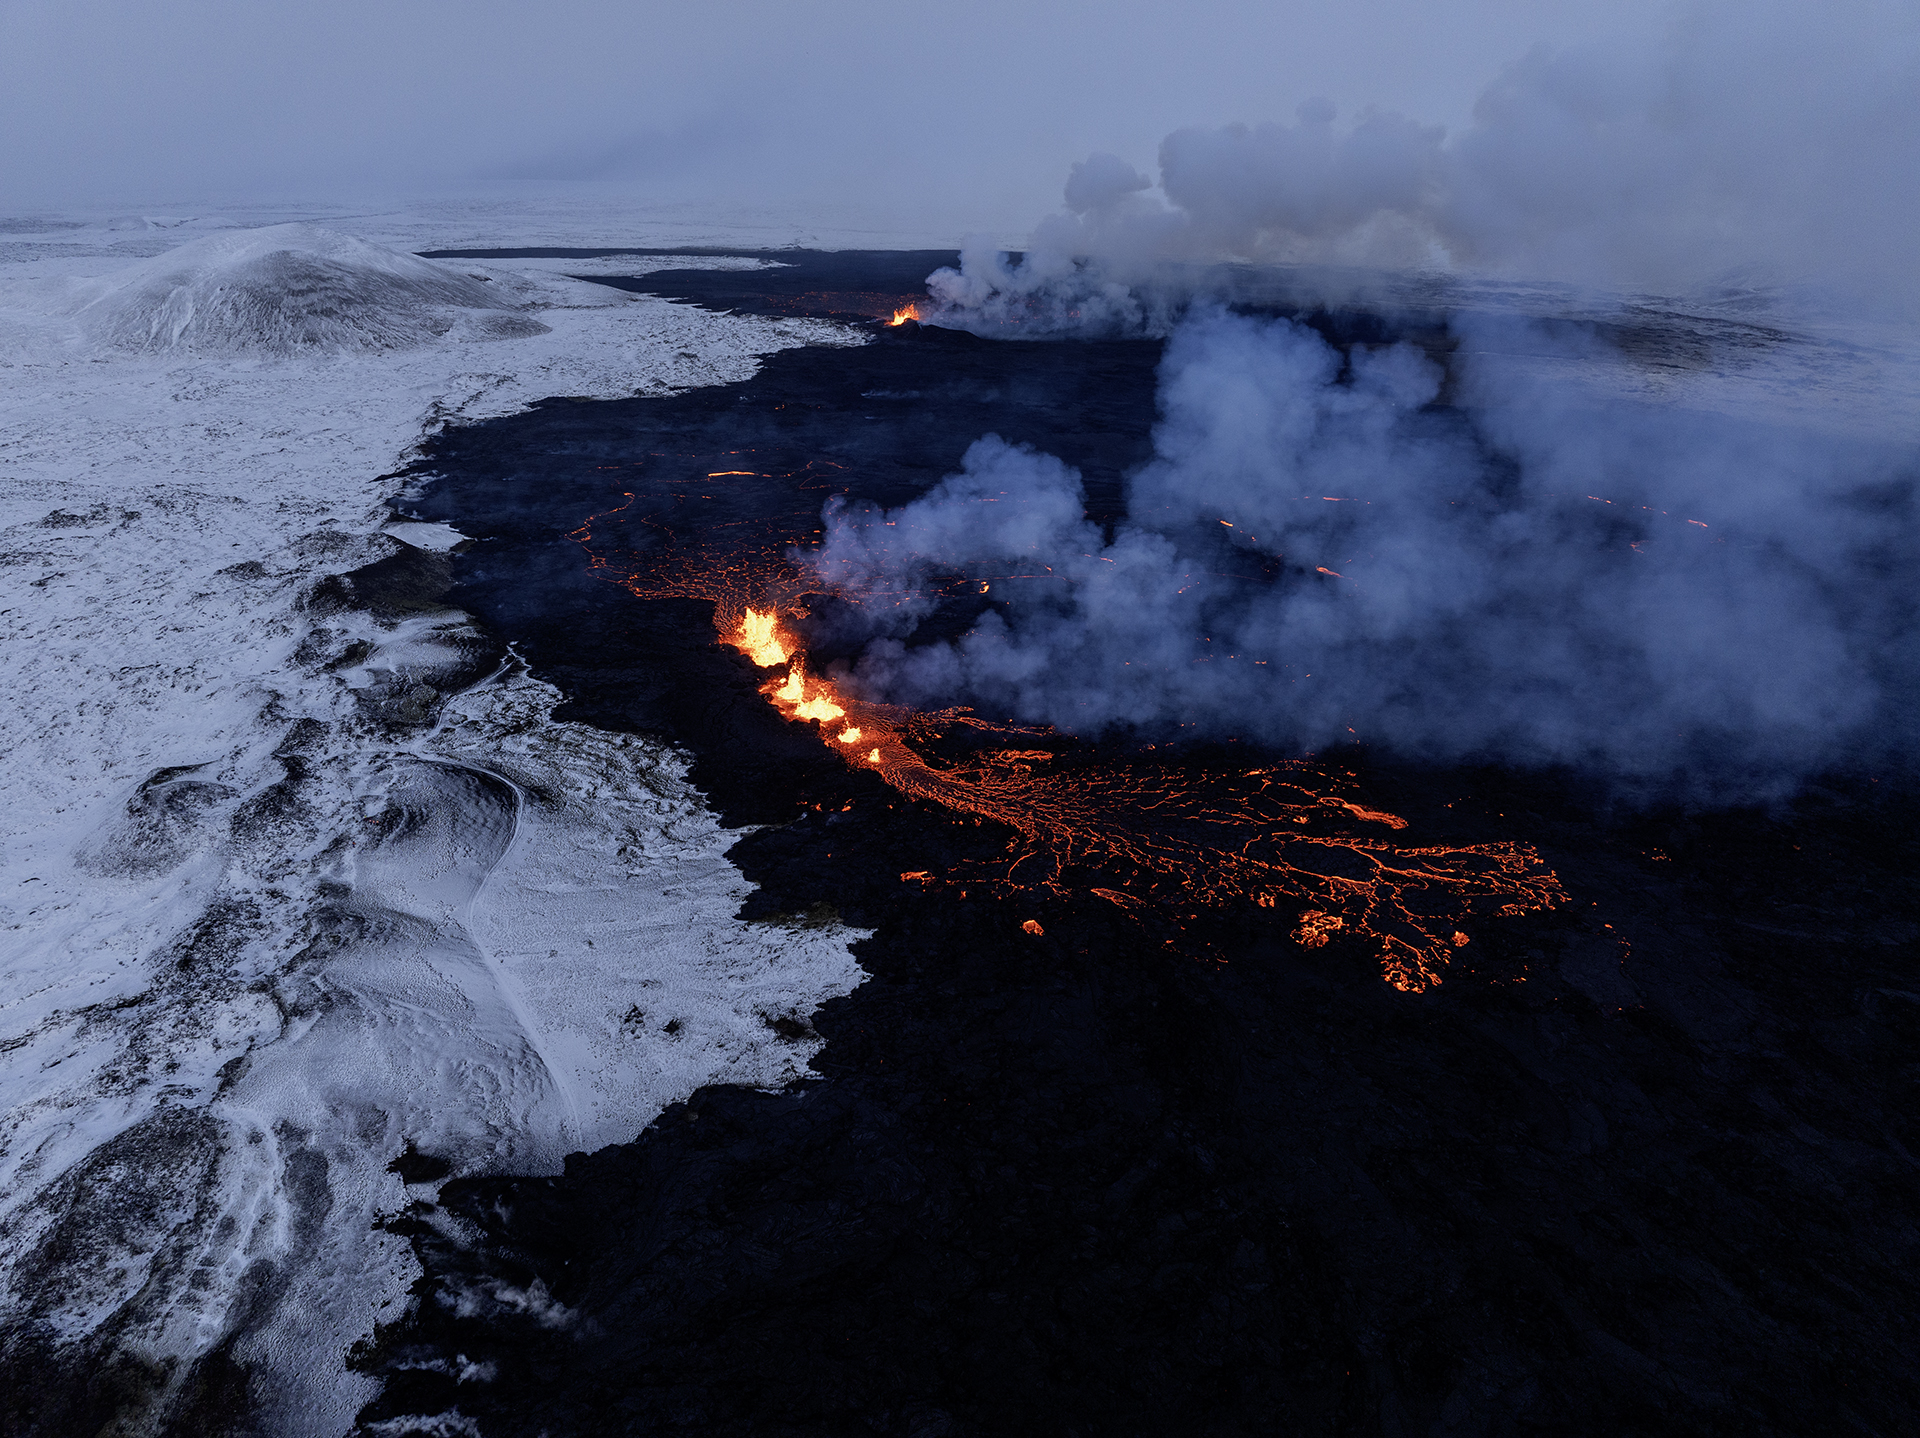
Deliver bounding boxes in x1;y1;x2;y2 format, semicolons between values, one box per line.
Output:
576;499;1566;992
734;607;791;667
711;600;1562;991
887;306;920;326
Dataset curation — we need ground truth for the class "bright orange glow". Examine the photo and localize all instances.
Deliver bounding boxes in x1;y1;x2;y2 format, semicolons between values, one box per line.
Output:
733;607;791;667
766;657;849;723
887;305;920;326
793;697;846;721
573;495;1565;992
1331;800;1406;829
1294;911;1343;947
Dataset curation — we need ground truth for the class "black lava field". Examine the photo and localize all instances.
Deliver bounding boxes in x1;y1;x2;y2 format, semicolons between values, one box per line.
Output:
350;251;1920;1438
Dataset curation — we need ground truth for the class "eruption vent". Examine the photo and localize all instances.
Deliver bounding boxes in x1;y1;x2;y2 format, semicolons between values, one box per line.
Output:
576;499;1565;992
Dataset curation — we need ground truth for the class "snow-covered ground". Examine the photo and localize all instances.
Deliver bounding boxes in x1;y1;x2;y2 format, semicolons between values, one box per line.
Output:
0;208;871;1434
13;199;1908;1438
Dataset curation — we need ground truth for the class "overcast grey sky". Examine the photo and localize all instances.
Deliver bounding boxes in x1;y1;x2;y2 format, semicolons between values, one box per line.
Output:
1;0;1677;226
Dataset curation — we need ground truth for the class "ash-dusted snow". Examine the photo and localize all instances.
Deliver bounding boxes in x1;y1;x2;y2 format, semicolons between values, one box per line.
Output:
0;223;868;1434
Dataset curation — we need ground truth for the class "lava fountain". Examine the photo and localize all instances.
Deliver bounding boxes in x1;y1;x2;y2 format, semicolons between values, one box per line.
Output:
573;495;1565;991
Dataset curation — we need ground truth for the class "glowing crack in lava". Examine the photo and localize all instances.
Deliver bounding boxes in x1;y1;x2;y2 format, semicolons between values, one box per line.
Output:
576;505;1565;992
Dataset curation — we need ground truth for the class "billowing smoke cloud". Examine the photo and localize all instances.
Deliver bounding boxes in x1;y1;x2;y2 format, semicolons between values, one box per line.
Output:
929;1;1920;324
809;309;1915;795
825;1;1919;795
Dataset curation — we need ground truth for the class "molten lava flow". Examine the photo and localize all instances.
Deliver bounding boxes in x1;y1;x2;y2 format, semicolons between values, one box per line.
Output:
1294;911;1344;947
698;596;1563;991
573;500;1566;992
733;608;790;667
887;305;920;326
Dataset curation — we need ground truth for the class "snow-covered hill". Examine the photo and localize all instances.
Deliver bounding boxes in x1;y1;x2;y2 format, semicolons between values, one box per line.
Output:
0;223;869;1435
65;223;549;353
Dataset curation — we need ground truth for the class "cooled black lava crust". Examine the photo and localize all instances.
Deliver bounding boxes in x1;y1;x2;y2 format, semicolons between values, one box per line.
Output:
349;254;1920;1438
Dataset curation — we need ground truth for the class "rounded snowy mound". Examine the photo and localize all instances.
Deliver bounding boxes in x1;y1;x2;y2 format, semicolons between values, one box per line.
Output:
71;223;550;353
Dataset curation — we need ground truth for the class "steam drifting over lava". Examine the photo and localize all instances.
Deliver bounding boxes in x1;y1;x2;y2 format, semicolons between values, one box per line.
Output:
801;313;1918;800
576;500;1564;992
882;5;1919;808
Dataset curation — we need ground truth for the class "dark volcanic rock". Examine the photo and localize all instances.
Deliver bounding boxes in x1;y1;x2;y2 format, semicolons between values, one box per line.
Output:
387;1143;454;1186
354;781;1920;1437
305;545;457;621
351;255;1920;1437
416;246;963;324
381;316;1166;822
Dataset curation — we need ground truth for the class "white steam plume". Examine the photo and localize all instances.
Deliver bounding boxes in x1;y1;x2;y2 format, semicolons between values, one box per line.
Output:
809;309;1915;795
928;1;1920;325
845;1;1920;795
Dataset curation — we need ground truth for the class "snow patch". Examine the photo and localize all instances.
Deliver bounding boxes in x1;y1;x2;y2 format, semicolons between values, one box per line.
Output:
0;223;868;1435
383;520;470;553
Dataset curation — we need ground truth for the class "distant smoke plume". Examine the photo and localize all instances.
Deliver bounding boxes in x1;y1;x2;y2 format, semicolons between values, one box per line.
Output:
929;1;1920;322
829;2;1919;794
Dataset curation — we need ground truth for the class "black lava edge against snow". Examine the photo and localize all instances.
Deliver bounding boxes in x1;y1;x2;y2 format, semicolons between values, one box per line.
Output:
342;258;1920;1438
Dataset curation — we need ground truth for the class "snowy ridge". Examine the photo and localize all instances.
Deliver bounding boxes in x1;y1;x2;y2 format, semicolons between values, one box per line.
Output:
68;224;554;353
0;227;867;1434
0;223;562;357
